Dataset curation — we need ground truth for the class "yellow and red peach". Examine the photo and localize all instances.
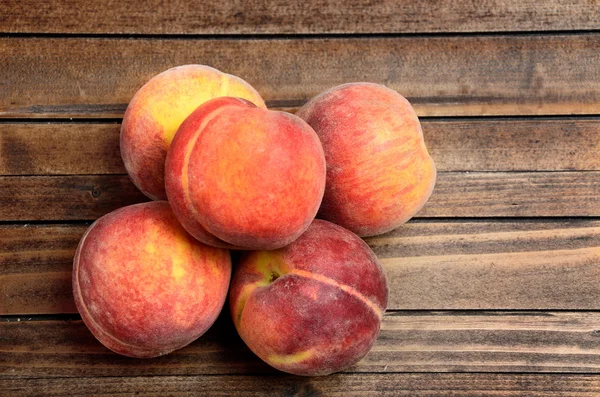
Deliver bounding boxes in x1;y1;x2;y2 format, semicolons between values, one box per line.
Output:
72;201;231;358
121;65;266;200
296;82;436;237
229;219;388;376
165;96;326;250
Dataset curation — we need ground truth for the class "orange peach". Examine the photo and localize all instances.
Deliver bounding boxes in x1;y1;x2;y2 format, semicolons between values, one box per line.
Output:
296;83;436;237
72;201;231;358
121;65;266;200
165;96;326;250
229;220;388;376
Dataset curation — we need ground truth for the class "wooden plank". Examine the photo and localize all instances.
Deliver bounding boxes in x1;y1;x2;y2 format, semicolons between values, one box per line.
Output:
1;0;598;35
1;171;598;222
0;123;122;175
2;34;600;118
420;171;600;218
2;118;599;176
424;118;600;172
0;224;84;315
4;312;600;377
0;175;147;221
4;220;600;315
371;219;600;309
3;373;600;396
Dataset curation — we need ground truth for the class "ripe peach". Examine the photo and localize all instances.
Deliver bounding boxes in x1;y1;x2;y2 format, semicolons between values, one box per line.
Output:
229;219;388;376
296;82;436;237
165;96;326;250
121;65;266;200
72;201;231;358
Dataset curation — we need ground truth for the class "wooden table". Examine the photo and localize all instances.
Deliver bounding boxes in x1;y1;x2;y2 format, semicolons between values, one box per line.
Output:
2;1;600;395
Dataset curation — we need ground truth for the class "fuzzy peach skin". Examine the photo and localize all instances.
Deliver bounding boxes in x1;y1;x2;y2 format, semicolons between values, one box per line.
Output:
165;96;326;250
296;82;437;237
121;65;266;200
229;219;388;376
72;201;231;358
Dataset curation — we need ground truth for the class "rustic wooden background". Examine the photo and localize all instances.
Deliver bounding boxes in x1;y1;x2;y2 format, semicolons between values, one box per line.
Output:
2;1;600;395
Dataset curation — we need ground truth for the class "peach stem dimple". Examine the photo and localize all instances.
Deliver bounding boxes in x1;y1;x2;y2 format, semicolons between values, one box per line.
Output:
268;271;280;283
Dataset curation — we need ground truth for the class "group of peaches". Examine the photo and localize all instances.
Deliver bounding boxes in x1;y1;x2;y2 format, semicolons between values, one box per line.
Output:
72;65;436;376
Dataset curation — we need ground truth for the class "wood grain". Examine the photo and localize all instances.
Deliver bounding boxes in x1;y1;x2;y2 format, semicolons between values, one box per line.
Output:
2;34;600;118
420;171;600;218
369;219;600;309
0;225;84;314
2;1;597;394
4;220;600;315
0;123;122;175
1;0;598;35
0;175;147;221
2;171;598;222
2;118;598;176
3;373;600;396
424;118;600;172
4;312;600;377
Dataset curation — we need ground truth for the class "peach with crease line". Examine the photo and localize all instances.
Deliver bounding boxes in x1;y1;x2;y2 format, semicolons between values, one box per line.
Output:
230;219;388;376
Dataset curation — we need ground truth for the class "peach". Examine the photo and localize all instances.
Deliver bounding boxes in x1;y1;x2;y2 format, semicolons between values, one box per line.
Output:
72;201;231;358
229;219;388;376
165;96;326;250
296;83;436;237
121;65;266;200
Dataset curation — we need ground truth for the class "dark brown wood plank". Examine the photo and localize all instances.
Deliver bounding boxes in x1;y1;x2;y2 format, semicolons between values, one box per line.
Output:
0;123;122;175
3;220;600;315
424;118;600;172
3;118;599;176
1;0;597;35
0;172;599;222
1;172;599;220
0;175;147;222
0;171;600;221
370;219;600;309
3;373;600;396
421;171;600;218
4;312;600;377
2;34;600;118
0;225;83;315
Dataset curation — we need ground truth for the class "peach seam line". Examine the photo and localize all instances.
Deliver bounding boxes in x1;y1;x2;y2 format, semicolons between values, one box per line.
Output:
181;106;229;229
291;268;384;320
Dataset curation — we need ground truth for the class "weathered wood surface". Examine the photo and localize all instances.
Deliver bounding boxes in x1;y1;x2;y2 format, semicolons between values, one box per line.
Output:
419;171;600;218
2;0;600;393
0;175;147;221
1;0;597;35
2;118;598;176
0;123;123;175
2;34;600;118
4;373;600;396
423;118;600;172
1;171;598;221
3;220;600;315
0;225;83;315
4;311;600;378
